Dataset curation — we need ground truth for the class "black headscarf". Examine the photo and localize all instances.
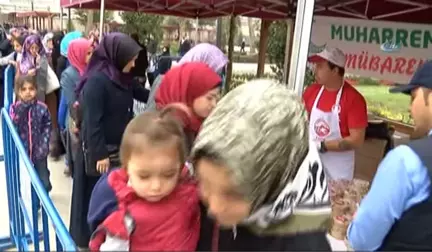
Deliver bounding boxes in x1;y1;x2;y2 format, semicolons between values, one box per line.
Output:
76;32;141;94
51;31;64;71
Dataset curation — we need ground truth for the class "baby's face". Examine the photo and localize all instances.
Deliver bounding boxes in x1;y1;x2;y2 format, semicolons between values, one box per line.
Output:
127;144;181;202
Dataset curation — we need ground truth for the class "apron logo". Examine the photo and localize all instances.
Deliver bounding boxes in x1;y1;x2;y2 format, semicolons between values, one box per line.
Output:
314;118;330;138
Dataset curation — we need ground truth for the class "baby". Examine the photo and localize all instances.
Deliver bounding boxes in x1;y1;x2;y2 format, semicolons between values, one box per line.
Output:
88;106;200;251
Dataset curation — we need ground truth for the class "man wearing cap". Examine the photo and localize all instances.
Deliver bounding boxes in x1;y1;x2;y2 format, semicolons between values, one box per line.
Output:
303;47;367;181
347;61;432;251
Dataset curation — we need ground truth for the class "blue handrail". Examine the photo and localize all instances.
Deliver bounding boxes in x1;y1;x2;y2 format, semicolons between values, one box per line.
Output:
0;65;77;251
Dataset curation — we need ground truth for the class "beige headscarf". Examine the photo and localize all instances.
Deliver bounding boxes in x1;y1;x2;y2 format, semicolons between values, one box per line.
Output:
192;79;330;234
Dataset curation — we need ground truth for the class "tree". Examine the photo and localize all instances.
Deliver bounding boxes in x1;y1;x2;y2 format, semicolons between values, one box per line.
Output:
120;12;164;43
267;20;314;86
75;9;114;27
267;20;287;81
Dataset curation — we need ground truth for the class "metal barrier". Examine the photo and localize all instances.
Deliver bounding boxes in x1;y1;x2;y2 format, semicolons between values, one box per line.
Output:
0;65;77;251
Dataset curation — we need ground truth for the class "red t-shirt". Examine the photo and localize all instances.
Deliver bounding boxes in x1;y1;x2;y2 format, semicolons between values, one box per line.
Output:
303;82;368;138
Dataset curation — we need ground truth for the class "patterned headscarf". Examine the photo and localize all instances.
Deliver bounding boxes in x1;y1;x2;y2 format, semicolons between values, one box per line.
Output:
42;32;54;55
19;35;46;74
61;31;83;57
178;43;228;74
192;80;330;233
193;80;311;210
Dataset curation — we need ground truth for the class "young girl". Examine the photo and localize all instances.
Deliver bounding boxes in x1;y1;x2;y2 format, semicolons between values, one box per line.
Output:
88;107;200;251
9;75;52;192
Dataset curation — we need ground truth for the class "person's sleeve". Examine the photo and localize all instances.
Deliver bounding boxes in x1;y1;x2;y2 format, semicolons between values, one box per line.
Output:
60;69;77;108
88;171;119;233
347;146;427;251
0;52;15;66
132;80;150;103
82;75;108;161
346;91;368;129
144;75;163;112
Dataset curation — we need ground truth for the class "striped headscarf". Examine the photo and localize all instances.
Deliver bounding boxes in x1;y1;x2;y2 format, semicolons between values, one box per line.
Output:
192;80;330;234
178;43;228;74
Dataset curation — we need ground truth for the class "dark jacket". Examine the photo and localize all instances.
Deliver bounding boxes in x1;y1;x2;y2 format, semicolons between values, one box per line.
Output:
79;72;149;176
9;100;52;161
378;136;432;251
130;42;148;78
197;208;331;251
56;55;68;79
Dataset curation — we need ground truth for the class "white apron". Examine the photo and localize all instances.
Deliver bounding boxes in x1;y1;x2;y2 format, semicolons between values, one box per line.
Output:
309;85;355;180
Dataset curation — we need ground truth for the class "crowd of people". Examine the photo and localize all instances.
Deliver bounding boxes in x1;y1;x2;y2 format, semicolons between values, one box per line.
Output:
1;24;432;252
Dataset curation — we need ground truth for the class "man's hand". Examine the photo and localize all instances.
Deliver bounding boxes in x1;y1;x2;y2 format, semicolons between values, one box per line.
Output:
96;158;110;173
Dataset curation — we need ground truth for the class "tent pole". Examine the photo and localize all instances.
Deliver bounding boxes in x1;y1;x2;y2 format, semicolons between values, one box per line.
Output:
282;18;294;84
99;0;105;42
286;0;315;96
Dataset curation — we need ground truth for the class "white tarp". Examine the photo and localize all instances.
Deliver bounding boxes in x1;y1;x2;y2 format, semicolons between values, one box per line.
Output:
310;16;432;83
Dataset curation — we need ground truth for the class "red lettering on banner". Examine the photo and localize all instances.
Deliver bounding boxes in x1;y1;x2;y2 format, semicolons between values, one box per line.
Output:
344;53;425;77
369;56;380;71
393;57;406;74
380;57;392;75
406;59;417;75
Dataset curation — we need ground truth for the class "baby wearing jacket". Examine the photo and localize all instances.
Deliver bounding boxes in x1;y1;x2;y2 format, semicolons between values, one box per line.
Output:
88;107;200;251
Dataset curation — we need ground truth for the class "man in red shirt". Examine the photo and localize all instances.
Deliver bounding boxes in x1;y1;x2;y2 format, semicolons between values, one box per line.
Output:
303;47;368;180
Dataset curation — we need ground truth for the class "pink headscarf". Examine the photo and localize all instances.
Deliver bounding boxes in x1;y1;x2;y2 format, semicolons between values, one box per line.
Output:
67;38;93;76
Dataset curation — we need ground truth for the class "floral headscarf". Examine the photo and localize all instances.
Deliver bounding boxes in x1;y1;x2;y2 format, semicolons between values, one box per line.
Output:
19;34;46;74
42;32;54;55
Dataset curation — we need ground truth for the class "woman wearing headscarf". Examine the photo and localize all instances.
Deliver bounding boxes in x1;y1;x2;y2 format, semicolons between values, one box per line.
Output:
191;79;332;251
56;31;82;78
155;62;221;149
145;42;228;112
42;32;54;68
69;32;149;248
16;34;49;101
51;31;64;78
51;31;83;161
60;38;94;176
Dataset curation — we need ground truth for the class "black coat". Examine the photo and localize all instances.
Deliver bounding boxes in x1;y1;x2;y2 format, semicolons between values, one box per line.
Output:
197;206;331;251
80;72;149;175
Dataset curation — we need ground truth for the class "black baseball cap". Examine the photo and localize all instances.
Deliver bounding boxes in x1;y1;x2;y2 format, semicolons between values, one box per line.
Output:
390;61;432;95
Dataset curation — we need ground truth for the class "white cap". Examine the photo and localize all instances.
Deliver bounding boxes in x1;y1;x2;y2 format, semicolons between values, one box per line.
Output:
308;47;346;68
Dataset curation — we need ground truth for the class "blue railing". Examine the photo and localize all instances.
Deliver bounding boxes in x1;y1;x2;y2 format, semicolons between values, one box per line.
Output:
0;65;77;251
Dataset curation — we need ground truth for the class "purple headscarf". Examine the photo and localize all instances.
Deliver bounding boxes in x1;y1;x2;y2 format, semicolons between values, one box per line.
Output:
76;32;141;94
178;43;228;73
19;34;46;74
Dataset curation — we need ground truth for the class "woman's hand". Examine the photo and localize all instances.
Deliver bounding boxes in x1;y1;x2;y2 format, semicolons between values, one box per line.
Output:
8;60;16;67
96;158;110;173
28;69;36;76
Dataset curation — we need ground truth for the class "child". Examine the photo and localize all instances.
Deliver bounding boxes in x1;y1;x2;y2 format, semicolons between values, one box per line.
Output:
9;75;52;192
88;106;200;251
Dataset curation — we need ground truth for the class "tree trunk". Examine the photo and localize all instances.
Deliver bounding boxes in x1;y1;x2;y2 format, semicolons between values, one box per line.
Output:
248;17;257;54
86;10;94;34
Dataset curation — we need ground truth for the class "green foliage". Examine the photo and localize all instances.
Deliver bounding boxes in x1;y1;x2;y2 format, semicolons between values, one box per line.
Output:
267;21;314;88
267;20;287;82
74;10;114;27
230;73;276;90
120;12;164;44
